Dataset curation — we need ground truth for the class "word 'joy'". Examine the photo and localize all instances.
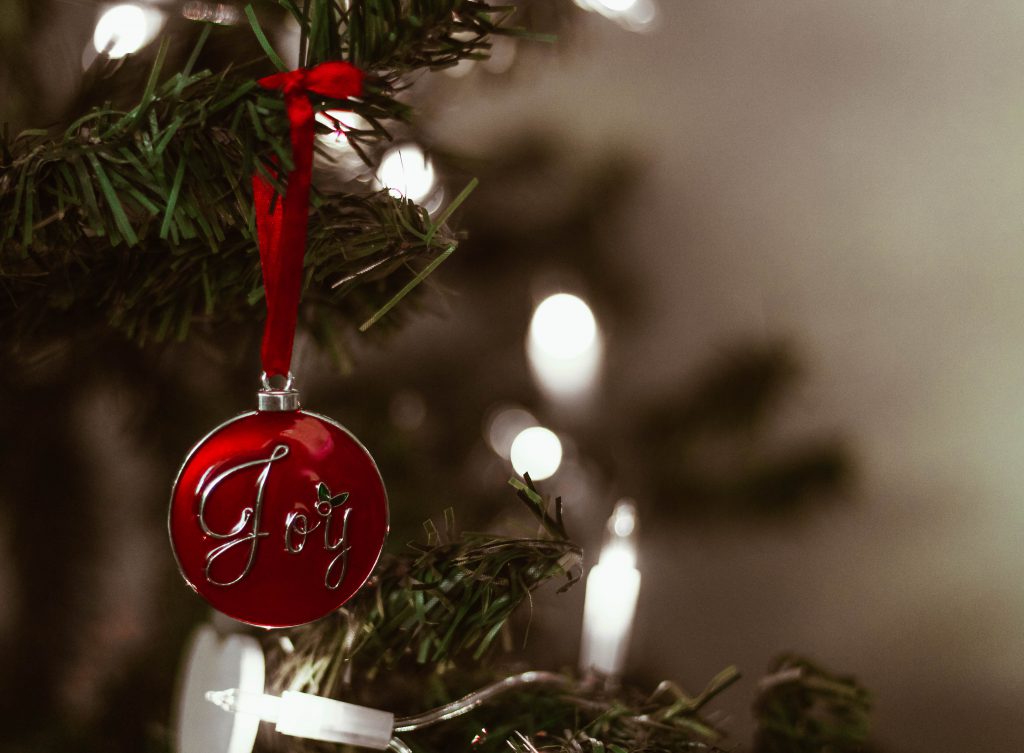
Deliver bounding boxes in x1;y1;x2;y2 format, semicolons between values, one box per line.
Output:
196;444;352;589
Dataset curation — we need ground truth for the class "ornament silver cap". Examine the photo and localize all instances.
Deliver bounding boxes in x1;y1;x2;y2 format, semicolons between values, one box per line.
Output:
258;372;300;412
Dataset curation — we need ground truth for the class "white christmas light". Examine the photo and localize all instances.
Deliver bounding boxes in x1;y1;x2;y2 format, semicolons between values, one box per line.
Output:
509;426;562;481
93;4;163;58
174;626;265;753
573;0;657;32
206;688;394;749
579;500;641;678
484;405;538;459
315;110;371;144
178;624;395;753
617;0;657;32
530;293;596;357
376;144;436;203
594;0;636;11
526;293;603;402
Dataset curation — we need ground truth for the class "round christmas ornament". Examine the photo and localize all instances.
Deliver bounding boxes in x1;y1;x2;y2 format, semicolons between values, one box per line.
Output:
169;375;388;628
169;61;386;628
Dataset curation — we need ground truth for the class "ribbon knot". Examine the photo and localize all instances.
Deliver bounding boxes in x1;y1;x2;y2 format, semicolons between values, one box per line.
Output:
259;61;364;100
252;62;364;379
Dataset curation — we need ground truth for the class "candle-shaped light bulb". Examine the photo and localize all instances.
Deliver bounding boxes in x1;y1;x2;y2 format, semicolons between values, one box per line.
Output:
205;688;394;749
205;688;237;712
600;500;638;569
579;499;641;679
205;688;282;722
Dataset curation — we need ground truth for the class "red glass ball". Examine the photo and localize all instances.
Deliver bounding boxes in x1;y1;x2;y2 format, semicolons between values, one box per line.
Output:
169;410;388;628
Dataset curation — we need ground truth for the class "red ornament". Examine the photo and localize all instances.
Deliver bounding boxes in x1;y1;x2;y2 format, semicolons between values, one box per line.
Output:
169;388;388;628
169;62;379;628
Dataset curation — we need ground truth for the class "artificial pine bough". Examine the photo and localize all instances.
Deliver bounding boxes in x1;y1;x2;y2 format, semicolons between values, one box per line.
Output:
0;2;876;750
0;0;510;351
267;476;744;753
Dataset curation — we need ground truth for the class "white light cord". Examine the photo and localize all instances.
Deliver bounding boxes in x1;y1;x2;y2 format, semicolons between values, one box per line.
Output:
206;670;571;750
393;671;570;732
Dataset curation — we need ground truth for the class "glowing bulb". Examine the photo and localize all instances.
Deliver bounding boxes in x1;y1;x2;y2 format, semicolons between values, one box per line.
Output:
596;0;636;11
601;500;638;569
574;0;657;31
527;293;603;401
530;294;596;358
580;500;641;677
315;111;372;165
484;405;537;459
509;427;562;481
314;110;370;134
610;502;636;537
93;4;161;58
376;144;436;203
618;0;657;31
205;688;394;748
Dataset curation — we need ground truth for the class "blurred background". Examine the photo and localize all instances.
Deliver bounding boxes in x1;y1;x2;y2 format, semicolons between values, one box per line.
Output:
2;1;1023;752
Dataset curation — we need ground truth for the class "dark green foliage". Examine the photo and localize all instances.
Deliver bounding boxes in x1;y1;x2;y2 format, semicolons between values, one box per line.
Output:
0;1;518;354
642;340;853;518
261;479;745;753
431;136;854;522
408;666;740;753
753;654;873;753
340;0;518;72
269;477;582;699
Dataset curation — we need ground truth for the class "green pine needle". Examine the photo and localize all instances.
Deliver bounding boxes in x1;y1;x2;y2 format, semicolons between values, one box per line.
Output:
0;1;518;352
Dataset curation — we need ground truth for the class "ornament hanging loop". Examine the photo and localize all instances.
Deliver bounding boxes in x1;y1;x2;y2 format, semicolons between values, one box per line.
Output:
259;371;300;412
253;62;364;380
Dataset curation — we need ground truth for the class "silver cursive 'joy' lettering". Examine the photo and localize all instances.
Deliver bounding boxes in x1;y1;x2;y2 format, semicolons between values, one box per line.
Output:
198;447;355;591
197;444;288;586
283;484;353;590
324;506;352;590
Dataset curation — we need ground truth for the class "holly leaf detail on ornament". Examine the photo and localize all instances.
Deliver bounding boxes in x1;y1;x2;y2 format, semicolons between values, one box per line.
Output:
317;482;350;507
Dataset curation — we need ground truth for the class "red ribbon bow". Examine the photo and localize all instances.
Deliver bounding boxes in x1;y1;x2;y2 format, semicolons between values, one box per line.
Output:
252;62;364;378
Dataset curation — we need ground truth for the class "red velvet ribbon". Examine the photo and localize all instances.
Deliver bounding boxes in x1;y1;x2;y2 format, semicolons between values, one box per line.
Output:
253;62;364;377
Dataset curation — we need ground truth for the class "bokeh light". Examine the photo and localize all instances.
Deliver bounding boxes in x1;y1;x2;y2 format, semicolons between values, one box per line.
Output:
527;293;603;401
509;426;563;481
529;293;597;358
601;499;638;569
375;144;436;203
93;4;163;58
484;405;538;459
574;0;658;32
315;110;371;145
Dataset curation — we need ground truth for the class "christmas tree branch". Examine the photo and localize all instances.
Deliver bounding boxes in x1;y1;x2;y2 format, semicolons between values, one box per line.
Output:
0;0;522;352
269;478;582;701
262;478;743;753
389;666;741;753
753;653;873;753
